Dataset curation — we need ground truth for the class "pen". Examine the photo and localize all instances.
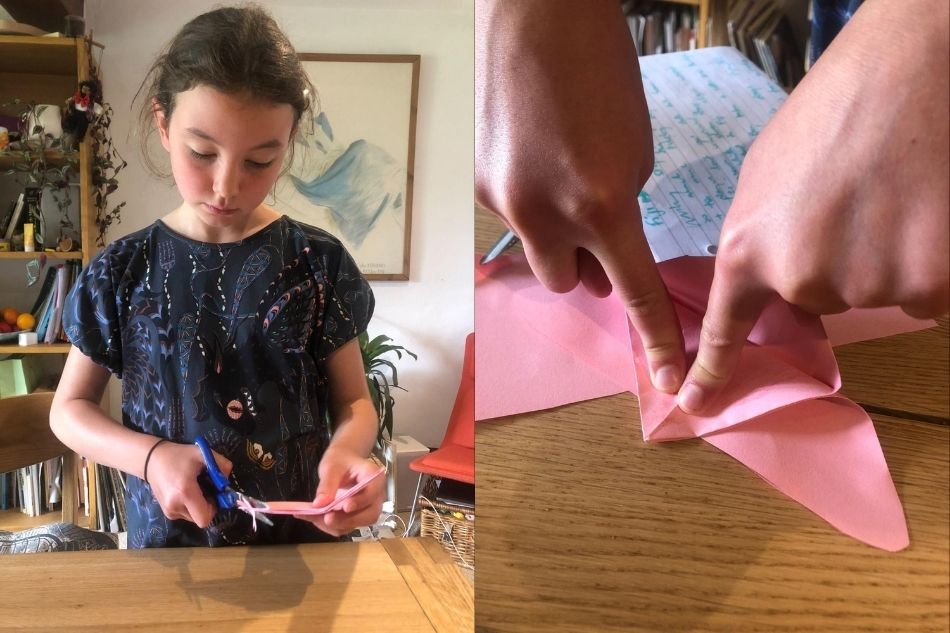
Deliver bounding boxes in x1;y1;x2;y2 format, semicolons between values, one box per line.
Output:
480;229;520;265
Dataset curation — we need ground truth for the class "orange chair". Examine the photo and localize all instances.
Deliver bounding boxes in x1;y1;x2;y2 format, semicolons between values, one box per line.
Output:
407;333;474;532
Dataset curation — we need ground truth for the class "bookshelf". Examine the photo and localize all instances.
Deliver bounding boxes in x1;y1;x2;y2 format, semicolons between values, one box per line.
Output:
625;0;728;50
0;35;97;528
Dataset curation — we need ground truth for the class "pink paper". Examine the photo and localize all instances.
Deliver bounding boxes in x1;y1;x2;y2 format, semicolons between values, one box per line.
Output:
475;253;917;550
254;468;385;516
823;308;934;347
475;257;635;421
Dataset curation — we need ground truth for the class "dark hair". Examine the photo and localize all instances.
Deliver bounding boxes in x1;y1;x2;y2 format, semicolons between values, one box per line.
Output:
135;3;315;176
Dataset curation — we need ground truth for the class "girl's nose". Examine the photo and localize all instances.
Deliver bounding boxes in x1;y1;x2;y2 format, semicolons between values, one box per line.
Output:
213;161;240;202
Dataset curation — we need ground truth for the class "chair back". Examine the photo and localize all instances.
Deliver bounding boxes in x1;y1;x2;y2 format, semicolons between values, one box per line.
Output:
0;392;78;524
442;333;475;450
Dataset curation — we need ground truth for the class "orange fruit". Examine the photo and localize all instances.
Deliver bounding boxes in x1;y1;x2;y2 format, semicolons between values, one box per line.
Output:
16;312;35;331
1;307;18;326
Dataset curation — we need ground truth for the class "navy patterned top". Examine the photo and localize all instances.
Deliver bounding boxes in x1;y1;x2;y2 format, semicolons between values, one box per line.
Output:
63;215;374;548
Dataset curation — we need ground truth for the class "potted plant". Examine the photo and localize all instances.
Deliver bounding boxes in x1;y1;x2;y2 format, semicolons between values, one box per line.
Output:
359;331;417;449
358;330;417;509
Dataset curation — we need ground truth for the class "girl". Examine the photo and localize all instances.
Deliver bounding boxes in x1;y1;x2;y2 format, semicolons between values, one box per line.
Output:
51;4;385;548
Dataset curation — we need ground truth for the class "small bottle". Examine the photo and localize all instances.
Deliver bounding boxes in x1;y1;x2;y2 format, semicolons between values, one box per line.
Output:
23;222;35;252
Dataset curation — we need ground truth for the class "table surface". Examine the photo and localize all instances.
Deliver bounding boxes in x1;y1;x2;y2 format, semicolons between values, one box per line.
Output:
475;207;949;633
0;537;473;632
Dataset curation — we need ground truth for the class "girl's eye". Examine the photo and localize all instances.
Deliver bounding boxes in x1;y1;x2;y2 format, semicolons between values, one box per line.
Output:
189;149;274;170
246;160;275;170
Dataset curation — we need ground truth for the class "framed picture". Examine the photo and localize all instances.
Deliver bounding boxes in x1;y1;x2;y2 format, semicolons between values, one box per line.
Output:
279;53;420;281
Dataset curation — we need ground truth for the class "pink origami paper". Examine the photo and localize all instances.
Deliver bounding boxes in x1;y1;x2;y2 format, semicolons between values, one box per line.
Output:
475;253;933;551
242;468;386;516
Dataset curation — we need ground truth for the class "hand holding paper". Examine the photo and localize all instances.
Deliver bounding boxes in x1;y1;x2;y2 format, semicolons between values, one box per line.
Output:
475;0;686;393
680;2;949;412
476;252;935;550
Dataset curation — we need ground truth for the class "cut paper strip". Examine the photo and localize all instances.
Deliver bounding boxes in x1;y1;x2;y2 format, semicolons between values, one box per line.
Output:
252;468;386;516
475;253;922;550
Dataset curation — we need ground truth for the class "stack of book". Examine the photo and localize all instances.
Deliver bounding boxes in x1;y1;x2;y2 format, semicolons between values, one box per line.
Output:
0;458;62;517
623;1;699;56
725;0;803;90
28;261;81;344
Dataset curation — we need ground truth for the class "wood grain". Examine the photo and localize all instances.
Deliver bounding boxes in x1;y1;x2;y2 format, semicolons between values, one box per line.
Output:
0;539;473;632
836;316;949;420
383;537;475;633
476;398;949;632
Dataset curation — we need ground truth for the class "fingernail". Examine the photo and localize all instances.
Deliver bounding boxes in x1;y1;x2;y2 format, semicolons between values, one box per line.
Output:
677;383;705;413
653;365;681;393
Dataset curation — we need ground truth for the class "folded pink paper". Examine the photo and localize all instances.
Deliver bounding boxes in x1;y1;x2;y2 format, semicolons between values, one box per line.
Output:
629;257;908;551
248;468;386;516
475;253;928;551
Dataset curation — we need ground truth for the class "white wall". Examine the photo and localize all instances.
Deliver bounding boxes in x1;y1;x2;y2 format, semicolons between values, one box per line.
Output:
85;0;473;448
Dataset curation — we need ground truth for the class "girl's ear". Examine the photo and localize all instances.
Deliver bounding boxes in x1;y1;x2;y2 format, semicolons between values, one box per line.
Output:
153;98;171;151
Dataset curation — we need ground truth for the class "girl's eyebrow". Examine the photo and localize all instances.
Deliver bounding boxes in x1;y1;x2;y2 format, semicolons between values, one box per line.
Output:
185;127;282;150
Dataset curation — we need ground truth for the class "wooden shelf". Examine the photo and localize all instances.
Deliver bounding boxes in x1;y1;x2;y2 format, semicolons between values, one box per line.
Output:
0;251;83;260
0;506;89;531
0;36;79;75
0;149;79;170
0;343;70;354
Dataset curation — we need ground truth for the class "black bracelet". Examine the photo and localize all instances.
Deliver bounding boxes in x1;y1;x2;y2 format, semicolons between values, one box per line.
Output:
143;438;168;485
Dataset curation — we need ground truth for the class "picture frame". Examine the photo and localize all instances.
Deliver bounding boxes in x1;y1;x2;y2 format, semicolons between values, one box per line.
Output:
280;53;420;281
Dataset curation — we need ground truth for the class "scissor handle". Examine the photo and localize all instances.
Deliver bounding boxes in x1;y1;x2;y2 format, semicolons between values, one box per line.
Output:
194;437;234;509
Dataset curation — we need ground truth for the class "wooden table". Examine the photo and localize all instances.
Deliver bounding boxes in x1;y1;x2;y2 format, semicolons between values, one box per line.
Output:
475;207;949;632
0;537;473;632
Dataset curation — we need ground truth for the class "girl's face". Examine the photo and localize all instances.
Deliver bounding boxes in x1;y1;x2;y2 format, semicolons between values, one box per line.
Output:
156;85;295;235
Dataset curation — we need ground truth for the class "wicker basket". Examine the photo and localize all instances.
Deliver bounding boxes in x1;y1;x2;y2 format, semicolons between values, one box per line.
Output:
418;495;474;568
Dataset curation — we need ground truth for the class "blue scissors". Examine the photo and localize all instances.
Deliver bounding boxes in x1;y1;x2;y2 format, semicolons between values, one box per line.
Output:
195;436;273;527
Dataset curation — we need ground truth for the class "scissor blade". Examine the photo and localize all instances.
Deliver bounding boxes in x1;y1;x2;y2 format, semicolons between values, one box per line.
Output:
234;492;274;526
480;229;520;265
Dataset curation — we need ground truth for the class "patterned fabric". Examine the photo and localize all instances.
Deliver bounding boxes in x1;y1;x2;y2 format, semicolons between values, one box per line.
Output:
63;216;374;548
0;523;118;554
810;0;865;66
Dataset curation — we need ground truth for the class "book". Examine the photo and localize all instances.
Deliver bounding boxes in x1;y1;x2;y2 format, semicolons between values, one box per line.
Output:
3;192;25;240
0;198;16;237
28;266;58;316
44;264;70;343
435;478;475;509
22;187;42;248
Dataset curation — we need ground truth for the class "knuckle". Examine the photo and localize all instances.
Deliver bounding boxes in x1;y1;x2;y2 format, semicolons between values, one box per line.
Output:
622;287;666;319
715;228;753;269
563;188;625;231
641;337;681;361
698;321;738;351
692;358;732;386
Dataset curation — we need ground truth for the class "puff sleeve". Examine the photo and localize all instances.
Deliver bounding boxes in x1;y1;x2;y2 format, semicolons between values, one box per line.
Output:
62;252;124;377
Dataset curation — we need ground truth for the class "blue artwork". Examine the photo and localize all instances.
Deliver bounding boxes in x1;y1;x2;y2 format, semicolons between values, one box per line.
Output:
289;112;405;248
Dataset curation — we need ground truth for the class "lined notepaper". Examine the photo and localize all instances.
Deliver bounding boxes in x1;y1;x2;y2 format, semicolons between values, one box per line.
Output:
638;47;787;262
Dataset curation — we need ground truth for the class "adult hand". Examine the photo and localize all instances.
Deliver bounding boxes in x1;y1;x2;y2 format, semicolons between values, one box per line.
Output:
299;445;385;537
476;0;686;393
679;0;949;414
147;441;232;528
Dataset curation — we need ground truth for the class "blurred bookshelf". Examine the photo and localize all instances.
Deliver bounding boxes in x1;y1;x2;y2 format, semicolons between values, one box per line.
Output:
623;0;810;91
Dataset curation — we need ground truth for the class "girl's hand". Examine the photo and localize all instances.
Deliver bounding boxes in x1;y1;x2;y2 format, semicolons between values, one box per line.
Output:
146;441;233;528
298;445;386;537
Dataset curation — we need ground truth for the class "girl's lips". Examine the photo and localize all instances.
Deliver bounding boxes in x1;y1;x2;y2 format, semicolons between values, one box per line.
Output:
204;203;238;215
